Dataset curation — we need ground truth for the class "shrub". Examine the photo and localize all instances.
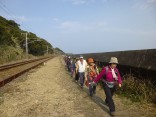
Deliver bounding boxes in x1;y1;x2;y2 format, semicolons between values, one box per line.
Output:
116;74;156;104
0;46;25;64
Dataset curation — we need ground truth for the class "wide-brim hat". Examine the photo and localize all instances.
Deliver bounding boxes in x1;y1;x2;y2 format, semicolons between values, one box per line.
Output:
88;58;94;63
109;57;119;64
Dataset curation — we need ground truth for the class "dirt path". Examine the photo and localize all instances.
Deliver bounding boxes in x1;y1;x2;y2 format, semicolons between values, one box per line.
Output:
0;56;155;117
0;56;109;117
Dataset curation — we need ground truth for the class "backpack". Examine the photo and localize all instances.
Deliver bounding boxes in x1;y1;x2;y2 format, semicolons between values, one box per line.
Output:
102;66;118;88
103;66;109;80
88;65;98;77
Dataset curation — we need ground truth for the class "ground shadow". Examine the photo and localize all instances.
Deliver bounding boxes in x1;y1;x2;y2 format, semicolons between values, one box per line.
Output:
71;78;110;115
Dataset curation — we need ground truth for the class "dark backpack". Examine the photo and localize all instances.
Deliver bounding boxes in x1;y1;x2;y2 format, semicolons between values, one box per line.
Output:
102;66;118;88
102;66;109;80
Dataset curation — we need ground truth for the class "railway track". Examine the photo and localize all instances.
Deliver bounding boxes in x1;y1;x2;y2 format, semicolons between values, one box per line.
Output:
0;56;54;87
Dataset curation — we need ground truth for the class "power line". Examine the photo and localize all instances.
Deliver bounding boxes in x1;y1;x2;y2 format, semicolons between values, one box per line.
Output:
0;1;31;31
0;1;25;27
0;1;34;44
0;5;20;24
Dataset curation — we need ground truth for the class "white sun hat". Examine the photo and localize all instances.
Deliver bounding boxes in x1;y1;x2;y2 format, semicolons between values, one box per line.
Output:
109;57;119;64
79;55;83;59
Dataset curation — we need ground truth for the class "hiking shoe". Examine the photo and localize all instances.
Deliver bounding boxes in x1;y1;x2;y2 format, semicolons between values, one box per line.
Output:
93;91;96;94
89;93;93;97
104;100;109;106
110;112;116;116
106;103;109;106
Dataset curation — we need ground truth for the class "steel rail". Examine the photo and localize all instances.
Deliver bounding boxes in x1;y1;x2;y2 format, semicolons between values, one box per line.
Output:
0;57;51;71
0;56;54;88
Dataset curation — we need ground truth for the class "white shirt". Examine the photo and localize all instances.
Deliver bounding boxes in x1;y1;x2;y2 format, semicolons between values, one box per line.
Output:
77;60;87;72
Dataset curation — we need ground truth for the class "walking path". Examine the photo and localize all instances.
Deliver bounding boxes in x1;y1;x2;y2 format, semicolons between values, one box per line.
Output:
0;56;155;117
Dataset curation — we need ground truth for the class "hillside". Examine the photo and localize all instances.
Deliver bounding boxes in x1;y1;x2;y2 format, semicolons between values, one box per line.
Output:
0;16;64;64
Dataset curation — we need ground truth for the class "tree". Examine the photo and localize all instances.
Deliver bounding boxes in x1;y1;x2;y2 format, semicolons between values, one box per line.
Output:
0;15;54;56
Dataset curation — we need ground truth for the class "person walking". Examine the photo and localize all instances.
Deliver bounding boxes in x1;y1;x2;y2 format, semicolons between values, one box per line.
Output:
67;56;72;72
75;58;80;82
93;57;122;116
86;58;99;96
76;56;87;88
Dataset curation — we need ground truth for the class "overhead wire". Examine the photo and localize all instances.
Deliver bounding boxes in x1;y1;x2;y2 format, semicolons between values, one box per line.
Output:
0;1;44;47
0;1;35;44
0;1;31;31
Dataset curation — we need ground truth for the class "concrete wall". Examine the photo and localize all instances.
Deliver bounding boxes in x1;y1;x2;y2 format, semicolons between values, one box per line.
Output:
75;49;156;71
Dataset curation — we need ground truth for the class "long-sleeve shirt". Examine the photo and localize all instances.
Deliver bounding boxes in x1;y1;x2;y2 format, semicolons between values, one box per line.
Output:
76;60;87;73
94;66;122;84
86;64;99;78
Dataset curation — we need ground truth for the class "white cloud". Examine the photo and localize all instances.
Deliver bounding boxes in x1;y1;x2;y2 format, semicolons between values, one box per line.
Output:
132;0;156;11
65;0;108;5
103;27;156;37
58;20;156;39
60;21;101;34
59;21;83;33
72;0;86;5
1;14;28;23
60;21;78;29
52;18;61;22
64;0;87;5
96;21;107;27
16;16;28;22
147;0;156;3
1;14;46;24
101;0;108;3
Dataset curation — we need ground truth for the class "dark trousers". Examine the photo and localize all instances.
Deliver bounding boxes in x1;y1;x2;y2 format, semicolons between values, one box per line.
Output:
67;63;71;72
79;72;85;86
88;76;96;95
89;85;96;95
103;82;116;112
75;72;79;81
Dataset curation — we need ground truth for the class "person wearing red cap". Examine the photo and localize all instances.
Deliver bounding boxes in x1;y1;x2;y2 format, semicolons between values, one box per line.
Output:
86;58;99;96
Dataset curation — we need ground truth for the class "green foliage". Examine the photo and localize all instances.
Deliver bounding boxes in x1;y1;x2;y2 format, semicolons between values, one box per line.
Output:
0;16;21;46
0;16;57;58
0;15;64;64
0;45;24;64
0;26;13;46
54;47;64;54
116;74;156;104
8;20;20;28
97;65;156;104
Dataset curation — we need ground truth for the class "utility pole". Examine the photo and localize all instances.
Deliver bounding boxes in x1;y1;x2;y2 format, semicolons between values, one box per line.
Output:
47;45;48;55
25;33;28;58
22;32;29;59
53;48;55;55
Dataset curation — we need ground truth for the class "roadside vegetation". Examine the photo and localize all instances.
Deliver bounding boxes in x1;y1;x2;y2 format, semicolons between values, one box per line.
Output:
116;74;156;104
98;66;156;104
0;16;64;64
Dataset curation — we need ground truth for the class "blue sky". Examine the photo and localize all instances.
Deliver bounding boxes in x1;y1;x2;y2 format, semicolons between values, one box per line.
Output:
0;0;156;54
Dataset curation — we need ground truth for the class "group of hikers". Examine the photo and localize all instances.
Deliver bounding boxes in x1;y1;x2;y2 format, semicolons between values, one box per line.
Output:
64;55;122;116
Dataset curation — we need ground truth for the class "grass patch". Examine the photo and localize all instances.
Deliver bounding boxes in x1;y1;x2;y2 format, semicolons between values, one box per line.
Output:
116;74;156;104
0;45;34;65
97;66;156;104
